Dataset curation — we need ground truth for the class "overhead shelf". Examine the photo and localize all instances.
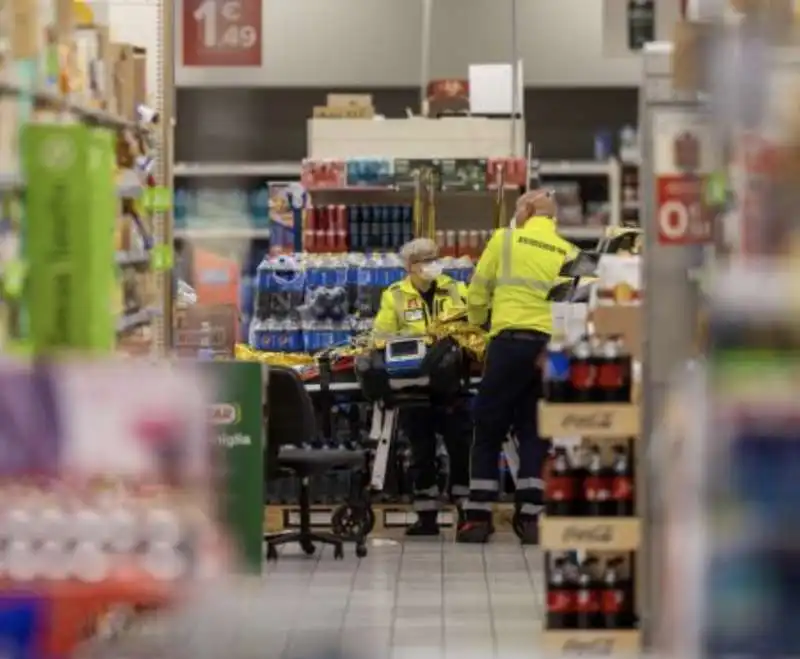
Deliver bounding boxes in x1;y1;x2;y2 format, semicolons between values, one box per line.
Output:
0;82;148;132
537;160;615;176
174;162;302;178
174;227;271;240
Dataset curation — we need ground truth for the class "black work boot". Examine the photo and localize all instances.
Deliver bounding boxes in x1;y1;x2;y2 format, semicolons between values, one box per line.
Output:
406;511;440;536
517;517;540;546
456;520;494;544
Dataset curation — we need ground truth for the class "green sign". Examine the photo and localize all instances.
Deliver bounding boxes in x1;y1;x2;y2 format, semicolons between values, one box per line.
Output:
142;186;172;212
150;243;174;272
203;361;265;573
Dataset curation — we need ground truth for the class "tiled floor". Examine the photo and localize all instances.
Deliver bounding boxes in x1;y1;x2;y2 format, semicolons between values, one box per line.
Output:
261;533;545;659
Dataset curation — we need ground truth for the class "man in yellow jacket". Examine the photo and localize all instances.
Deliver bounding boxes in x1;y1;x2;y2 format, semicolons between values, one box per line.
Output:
373;238;470;535
457;190;579;545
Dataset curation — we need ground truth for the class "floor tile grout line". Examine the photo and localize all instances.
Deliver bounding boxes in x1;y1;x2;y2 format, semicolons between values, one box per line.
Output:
440;535;446;657
336;543;364;649
481;544;500;659
387;537;407;657
522;548;544;619
280;542;326;659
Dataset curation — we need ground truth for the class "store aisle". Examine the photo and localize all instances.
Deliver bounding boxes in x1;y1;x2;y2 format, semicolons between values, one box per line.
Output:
261;535;545;659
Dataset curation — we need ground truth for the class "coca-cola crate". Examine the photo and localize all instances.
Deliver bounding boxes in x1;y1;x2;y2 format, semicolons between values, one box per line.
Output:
538;402;640;439
539;517;641;551
542;630;641;655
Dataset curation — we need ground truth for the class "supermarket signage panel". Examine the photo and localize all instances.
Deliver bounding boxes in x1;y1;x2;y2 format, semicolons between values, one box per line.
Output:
652;109;716;246
183;0;262;66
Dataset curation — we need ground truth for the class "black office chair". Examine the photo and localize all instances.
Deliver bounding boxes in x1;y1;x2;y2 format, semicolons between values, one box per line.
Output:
264;366;368;561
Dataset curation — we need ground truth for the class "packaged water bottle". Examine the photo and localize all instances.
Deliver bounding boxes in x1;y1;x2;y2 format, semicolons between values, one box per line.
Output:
239;275;255;316
455;255;475;283
441;256;457;281
304;254;321;291
345;253;361;312
318;319;335;351
385;253;404;285
250;318;271;352
174;189;188;228
357;256;377;316
271;254;306;318
254;257;276;321
328;286;348;322
288;318;304;352
252;188;270;227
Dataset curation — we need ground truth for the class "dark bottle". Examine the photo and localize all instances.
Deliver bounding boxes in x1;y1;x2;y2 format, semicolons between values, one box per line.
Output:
547;555;576;629
596;336;629;402
610;444;635;517
544;337;571;402
602;556;633;629
583;445;611;517
348;205;361;251
545;448;578;516
627;0;655;51
569;335;595;402
575;556;602;630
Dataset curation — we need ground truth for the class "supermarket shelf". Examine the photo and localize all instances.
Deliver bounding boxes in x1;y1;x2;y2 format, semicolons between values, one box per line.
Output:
174;227;271;240
557;226;606;241
116;251;150;267
0;82;145;131
117;308;157;333
174;162;302;178
1;170;143;198
538;160;614;176
539;402;641;438
539;517;641;551
0;172;23;192
541;630;640;655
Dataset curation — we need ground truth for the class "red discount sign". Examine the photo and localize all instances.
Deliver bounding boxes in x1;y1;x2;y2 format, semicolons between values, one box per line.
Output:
182;0;261;67
656;175;712;245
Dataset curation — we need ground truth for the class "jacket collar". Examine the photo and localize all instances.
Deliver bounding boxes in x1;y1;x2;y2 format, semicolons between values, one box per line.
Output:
399;275;450;295
523;215;556;231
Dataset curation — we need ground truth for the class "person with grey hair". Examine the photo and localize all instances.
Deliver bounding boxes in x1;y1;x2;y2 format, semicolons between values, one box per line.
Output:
372;237;471;535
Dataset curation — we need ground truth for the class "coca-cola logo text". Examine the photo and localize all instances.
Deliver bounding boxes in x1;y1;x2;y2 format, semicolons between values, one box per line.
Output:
562;638;615;655
561;413;613;430
562;525;613;543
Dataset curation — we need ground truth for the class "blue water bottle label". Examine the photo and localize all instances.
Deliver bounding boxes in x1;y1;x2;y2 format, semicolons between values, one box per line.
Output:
545;350;570;381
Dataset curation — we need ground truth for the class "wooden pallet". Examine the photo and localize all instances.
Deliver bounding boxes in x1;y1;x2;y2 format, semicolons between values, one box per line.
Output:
541;630;640;655
263;502;516;535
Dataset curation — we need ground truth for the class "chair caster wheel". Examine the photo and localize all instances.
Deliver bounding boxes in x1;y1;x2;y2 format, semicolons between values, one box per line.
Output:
333;544;344;560
300;541;316;556
355;543;368;558
332;504;375;539
266;544;278;561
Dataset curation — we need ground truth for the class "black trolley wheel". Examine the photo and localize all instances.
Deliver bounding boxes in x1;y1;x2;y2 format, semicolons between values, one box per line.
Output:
355;543;368;558
331;504;375;539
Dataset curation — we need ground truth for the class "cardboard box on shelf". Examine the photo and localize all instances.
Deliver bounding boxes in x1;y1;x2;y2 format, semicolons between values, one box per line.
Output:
542;630;640;655
115;44;136;120
326;93;372;108
313;105;374;119
592;305;642;360
174;304;238;358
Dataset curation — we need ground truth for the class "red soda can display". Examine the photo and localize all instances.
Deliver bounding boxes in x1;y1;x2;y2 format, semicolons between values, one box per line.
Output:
456;230;469;258
324;205;337;252
435;230;446;254
334;205;348;252
314;206;328;252
304;206;317;252
444;230;457;258
468;230;479;258
597;336;630;402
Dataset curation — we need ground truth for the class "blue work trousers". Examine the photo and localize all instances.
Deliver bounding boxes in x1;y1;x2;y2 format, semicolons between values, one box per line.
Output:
464;331;549;522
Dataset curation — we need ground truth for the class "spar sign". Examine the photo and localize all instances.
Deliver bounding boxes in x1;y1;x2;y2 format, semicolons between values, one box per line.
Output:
653;110;715;245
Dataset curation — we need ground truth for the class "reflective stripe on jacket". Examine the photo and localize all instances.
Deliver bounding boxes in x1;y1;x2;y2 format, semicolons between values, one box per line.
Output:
373;275;467;338
467;216;578;336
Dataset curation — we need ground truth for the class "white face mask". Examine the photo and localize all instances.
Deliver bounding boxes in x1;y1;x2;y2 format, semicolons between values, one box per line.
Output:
418;262;443;280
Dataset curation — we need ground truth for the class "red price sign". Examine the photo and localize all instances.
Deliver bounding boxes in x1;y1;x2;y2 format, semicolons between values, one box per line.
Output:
656;175;712;245
182;0;261;67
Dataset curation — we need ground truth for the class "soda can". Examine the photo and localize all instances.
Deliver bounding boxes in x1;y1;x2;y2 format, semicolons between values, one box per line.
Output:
314;206;328;252
348;205;361;250
445;230;457;258
304;206;317;253
468;230;480;256
435;230;446;252
457;230;469;258
335;205;348;252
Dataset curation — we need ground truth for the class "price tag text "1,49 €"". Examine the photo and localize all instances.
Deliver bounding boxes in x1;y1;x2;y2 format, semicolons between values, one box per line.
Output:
183;0;262;67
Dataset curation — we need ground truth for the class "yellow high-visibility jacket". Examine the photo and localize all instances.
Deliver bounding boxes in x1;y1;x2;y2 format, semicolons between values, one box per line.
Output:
373;274;467;337
467;216;578;336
